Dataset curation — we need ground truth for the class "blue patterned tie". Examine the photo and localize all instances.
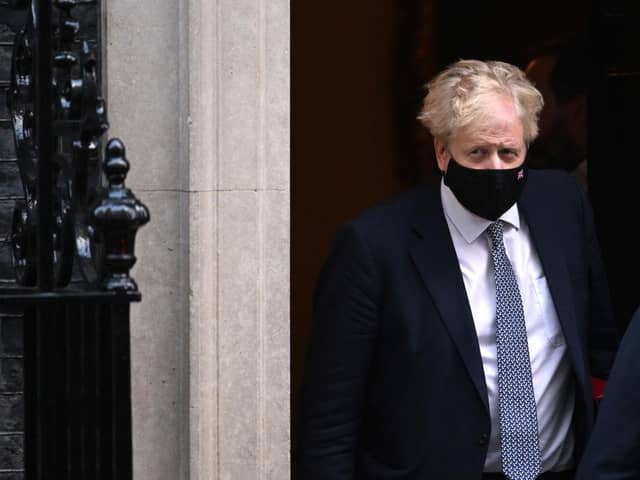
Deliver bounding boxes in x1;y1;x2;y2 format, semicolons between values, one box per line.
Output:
487;221;541;480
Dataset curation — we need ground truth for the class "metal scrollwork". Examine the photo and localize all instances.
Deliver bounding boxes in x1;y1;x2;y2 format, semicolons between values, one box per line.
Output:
7;0;149;290
7;5;37;285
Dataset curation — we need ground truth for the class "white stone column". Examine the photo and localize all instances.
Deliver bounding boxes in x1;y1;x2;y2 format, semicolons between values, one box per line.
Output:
107;0;290;477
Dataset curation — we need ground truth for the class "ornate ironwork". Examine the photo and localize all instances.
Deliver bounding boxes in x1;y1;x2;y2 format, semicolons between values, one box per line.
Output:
1;1;147;478
7;6;37;285
6;0;149;291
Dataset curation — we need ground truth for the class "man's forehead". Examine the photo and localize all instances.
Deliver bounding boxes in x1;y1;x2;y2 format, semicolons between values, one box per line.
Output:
454;124;525;148
455;112;524;145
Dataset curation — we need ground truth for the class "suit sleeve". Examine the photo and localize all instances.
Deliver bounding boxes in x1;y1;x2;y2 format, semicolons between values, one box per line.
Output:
296;223;381;480
576;306;640;479
576;181;619;379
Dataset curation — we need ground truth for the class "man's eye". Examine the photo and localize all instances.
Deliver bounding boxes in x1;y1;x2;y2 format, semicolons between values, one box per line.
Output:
500;149;517;157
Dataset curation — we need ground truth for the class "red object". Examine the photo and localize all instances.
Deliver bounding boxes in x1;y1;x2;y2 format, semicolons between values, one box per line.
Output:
592;377;607;401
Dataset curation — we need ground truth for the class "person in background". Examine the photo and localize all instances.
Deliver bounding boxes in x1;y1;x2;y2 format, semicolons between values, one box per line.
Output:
297;59;618;480
576;304;640;479
525;40;589;190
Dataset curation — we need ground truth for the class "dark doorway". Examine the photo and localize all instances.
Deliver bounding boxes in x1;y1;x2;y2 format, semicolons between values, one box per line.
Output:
589;1;640;334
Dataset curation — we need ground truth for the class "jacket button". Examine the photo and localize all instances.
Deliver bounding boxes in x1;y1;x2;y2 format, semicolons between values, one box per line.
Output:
478;433;489;445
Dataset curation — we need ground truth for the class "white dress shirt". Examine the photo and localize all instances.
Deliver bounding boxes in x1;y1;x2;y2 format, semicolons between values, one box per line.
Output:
440;180;575;472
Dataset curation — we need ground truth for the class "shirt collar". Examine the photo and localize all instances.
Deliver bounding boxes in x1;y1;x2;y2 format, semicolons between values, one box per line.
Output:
440;178;520;244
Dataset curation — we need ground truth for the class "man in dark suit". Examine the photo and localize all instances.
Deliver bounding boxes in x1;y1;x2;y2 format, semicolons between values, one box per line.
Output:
297;60;618;480
576;305;640;479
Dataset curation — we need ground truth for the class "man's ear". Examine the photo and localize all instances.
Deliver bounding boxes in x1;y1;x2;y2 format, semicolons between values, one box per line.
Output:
434;137;449;172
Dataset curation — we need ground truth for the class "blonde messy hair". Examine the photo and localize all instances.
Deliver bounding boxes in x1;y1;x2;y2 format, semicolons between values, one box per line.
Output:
418;59;544;145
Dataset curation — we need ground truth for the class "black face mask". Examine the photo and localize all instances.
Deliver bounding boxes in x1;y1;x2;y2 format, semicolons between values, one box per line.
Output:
443;156;527;221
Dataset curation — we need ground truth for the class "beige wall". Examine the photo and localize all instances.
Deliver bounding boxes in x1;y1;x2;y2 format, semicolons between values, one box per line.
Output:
107;0;290;478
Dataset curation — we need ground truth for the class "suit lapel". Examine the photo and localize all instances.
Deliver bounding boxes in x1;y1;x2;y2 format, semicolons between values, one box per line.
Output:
519;182;588;390
409;184;489;413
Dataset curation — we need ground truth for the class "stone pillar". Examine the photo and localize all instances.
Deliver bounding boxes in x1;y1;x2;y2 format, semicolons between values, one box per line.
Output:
106;0;290;477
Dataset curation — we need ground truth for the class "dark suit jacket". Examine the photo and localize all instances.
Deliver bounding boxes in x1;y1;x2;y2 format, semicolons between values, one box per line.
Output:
576;306;640;480
297;170;618;480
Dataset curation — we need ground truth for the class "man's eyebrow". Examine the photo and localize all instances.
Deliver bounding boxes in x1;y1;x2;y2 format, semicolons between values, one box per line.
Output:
460;142;524;153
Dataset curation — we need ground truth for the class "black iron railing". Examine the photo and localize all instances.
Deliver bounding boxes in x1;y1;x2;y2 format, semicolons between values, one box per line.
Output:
0;0;148;478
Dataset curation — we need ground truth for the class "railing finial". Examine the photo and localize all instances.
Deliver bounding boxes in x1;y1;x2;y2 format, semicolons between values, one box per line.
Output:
91;138;150;292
